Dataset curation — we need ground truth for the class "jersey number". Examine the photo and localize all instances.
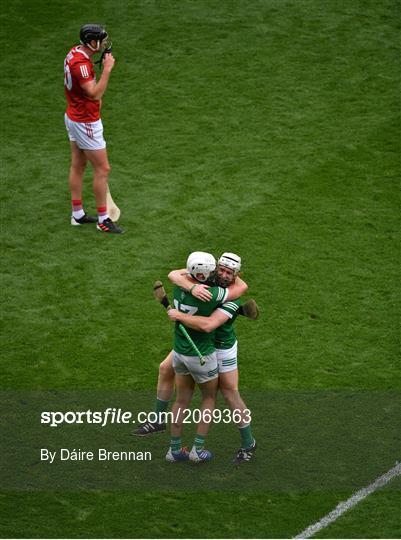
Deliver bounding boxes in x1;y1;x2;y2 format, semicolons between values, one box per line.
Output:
64;62;72;90
174;299;198;315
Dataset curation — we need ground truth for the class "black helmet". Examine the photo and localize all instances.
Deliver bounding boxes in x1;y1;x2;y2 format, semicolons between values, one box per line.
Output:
79;24;108;49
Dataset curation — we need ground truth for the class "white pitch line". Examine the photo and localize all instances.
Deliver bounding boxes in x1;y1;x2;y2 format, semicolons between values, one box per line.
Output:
294;462;401;539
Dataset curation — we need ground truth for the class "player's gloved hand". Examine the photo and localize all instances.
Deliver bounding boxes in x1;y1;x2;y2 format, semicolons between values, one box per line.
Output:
103;53;115;72
190;284;212;302
167;308;180;321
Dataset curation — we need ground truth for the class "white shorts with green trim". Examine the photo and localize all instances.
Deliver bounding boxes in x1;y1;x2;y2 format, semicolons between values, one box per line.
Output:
216;341;238;373
173;350;218;384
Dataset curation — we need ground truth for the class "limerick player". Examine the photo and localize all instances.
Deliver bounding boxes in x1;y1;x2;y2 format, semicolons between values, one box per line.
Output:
165;251;234;463
133;255;250;437
168;253;257;463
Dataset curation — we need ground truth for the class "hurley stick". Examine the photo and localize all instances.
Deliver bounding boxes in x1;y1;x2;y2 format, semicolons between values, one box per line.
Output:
107;186;121;222
153;281;206;366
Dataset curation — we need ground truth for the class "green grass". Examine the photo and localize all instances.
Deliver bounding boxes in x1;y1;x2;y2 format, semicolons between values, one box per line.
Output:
1;0;400;537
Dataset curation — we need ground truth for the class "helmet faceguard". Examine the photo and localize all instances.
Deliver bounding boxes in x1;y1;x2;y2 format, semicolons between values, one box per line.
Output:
186;252;216;283
79;24;110;52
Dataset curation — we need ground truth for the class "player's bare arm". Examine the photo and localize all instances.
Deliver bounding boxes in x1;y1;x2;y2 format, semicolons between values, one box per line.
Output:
226;276;248;301
81;53;115;100
168;269;212;301
168;269;247;302
168;308;229;334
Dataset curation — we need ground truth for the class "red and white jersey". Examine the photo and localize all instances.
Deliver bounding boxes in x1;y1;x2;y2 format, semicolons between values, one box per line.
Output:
64;46;100;123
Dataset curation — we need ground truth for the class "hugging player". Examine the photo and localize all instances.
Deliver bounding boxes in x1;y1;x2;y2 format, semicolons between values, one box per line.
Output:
135;252;258;464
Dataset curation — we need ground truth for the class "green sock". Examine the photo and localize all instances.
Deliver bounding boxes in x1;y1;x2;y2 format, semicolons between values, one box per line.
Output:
239;424;254;449
170;436;181;452
194;435;205;450
155;397;169;422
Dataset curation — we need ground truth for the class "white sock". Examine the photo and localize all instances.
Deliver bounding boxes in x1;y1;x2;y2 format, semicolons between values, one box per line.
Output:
98;213;109;223
73;209;85;220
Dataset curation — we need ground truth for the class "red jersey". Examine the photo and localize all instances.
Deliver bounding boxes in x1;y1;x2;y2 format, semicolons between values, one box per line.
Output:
64;46;100;123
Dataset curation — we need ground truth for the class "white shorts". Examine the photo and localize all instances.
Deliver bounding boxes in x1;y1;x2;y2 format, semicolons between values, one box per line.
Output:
64;114;106;150
173;351;218;384
216;341;238;373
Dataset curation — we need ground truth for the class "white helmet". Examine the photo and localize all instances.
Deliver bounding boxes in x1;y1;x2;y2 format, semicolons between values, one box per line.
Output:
217;252;241;275
186;252;216;282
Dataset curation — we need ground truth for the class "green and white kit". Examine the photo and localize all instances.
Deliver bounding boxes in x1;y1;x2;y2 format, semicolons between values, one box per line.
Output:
215;298;240;373
173;284;227;382
173;285;228;355
173;286;242;379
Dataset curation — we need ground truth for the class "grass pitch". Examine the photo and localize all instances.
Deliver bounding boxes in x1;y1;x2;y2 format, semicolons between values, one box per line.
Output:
1;0;400;538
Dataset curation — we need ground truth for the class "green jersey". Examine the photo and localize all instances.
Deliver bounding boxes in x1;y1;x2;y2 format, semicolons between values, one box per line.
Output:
173;285;228;355
214;299;240;349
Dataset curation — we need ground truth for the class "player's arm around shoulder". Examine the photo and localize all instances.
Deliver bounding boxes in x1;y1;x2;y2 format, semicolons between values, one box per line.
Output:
168;269;212;301
168;269;192;291
208;284;229;304
168;308;229;333
226;276;248;301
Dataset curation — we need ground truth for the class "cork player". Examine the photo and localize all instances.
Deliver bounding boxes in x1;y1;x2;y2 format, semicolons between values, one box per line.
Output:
64;24;123;233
